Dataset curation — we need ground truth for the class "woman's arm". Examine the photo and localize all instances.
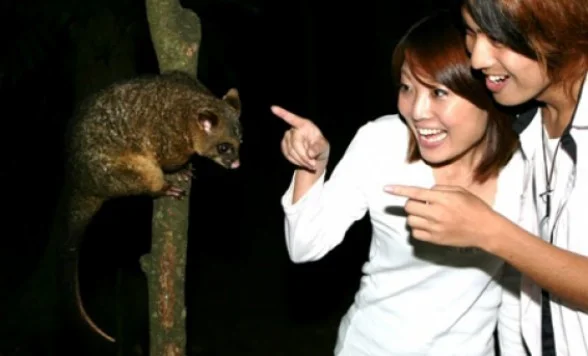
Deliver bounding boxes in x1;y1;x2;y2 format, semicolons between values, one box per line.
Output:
281;125;373;262
274;105;372;262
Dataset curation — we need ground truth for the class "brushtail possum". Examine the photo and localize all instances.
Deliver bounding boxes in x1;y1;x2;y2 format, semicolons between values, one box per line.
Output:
59;70;242;343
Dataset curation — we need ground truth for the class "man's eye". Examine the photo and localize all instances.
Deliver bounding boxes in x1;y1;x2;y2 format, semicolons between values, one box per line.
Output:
433;88;448;97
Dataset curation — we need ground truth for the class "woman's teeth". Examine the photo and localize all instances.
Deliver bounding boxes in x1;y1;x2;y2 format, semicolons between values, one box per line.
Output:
417;128;447;142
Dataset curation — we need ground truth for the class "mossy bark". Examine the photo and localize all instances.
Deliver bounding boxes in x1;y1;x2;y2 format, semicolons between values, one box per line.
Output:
139;0;201;354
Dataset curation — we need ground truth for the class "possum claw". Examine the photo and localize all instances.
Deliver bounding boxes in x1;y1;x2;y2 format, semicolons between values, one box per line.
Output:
177;169;195;181
162;184;186;199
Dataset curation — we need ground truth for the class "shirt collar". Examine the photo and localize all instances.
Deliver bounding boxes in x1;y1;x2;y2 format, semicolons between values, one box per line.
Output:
513;73;588;164
573;72;588;129
512;105;541;161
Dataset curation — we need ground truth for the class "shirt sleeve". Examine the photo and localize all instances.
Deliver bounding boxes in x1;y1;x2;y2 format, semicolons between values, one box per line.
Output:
496;262;527;355
280;123;373;262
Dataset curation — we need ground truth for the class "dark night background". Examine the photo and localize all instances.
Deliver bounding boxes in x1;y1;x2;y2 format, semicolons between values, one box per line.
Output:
0;0;457;354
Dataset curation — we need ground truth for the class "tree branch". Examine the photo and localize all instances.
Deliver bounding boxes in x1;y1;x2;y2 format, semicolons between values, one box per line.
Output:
145;0;201;76
140;0;201;354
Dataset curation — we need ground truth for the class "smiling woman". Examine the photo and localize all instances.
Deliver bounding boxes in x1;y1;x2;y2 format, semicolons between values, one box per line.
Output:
391;13;518;184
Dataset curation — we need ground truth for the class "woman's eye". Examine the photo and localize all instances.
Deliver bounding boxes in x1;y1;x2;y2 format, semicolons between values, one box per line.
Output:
398;83;409;92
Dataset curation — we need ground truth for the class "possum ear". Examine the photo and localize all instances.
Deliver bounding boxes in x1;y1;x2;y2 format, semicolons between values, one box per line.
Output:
222;88;241;113
197;109;219;134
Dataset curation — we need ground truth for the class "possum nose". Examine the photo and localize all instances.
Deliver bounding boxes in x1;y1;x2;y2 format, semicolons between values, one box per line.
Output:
231;160;240;169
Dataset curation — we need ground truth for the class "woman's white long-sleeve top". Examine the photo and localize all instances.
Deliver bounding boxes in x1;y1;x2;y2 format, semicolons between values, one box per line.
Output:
281;114;527;356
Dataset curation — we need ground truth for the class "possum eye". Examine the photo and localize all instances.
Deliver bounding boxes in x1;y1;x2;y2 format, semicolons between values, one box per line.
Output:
217;143;233;154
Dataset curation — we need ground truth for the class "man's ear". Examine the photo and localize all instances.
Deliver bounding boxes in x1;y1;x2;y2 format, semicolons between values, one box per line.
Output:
222;88;241;113
197;109;219;134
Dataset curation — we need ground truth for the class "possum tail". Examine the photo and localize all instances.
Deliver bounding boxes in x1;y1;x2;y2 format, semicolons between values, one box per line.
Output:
60;189;115;343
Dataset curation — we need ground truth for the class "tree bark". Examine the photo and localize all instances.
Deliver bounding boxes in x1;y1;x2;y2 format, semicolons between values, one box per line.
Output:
139;0;201;355
145;0;201;77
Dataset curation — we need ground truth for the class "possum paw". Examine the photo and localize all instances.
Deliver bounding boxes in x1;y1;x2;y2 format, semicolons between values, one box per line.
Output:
176;168;196;181
161;184;186;199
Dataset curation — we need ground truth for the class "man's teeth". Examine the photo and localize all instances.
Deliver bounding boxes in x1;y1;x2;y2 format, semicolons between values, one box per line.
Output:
488;75;507;83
